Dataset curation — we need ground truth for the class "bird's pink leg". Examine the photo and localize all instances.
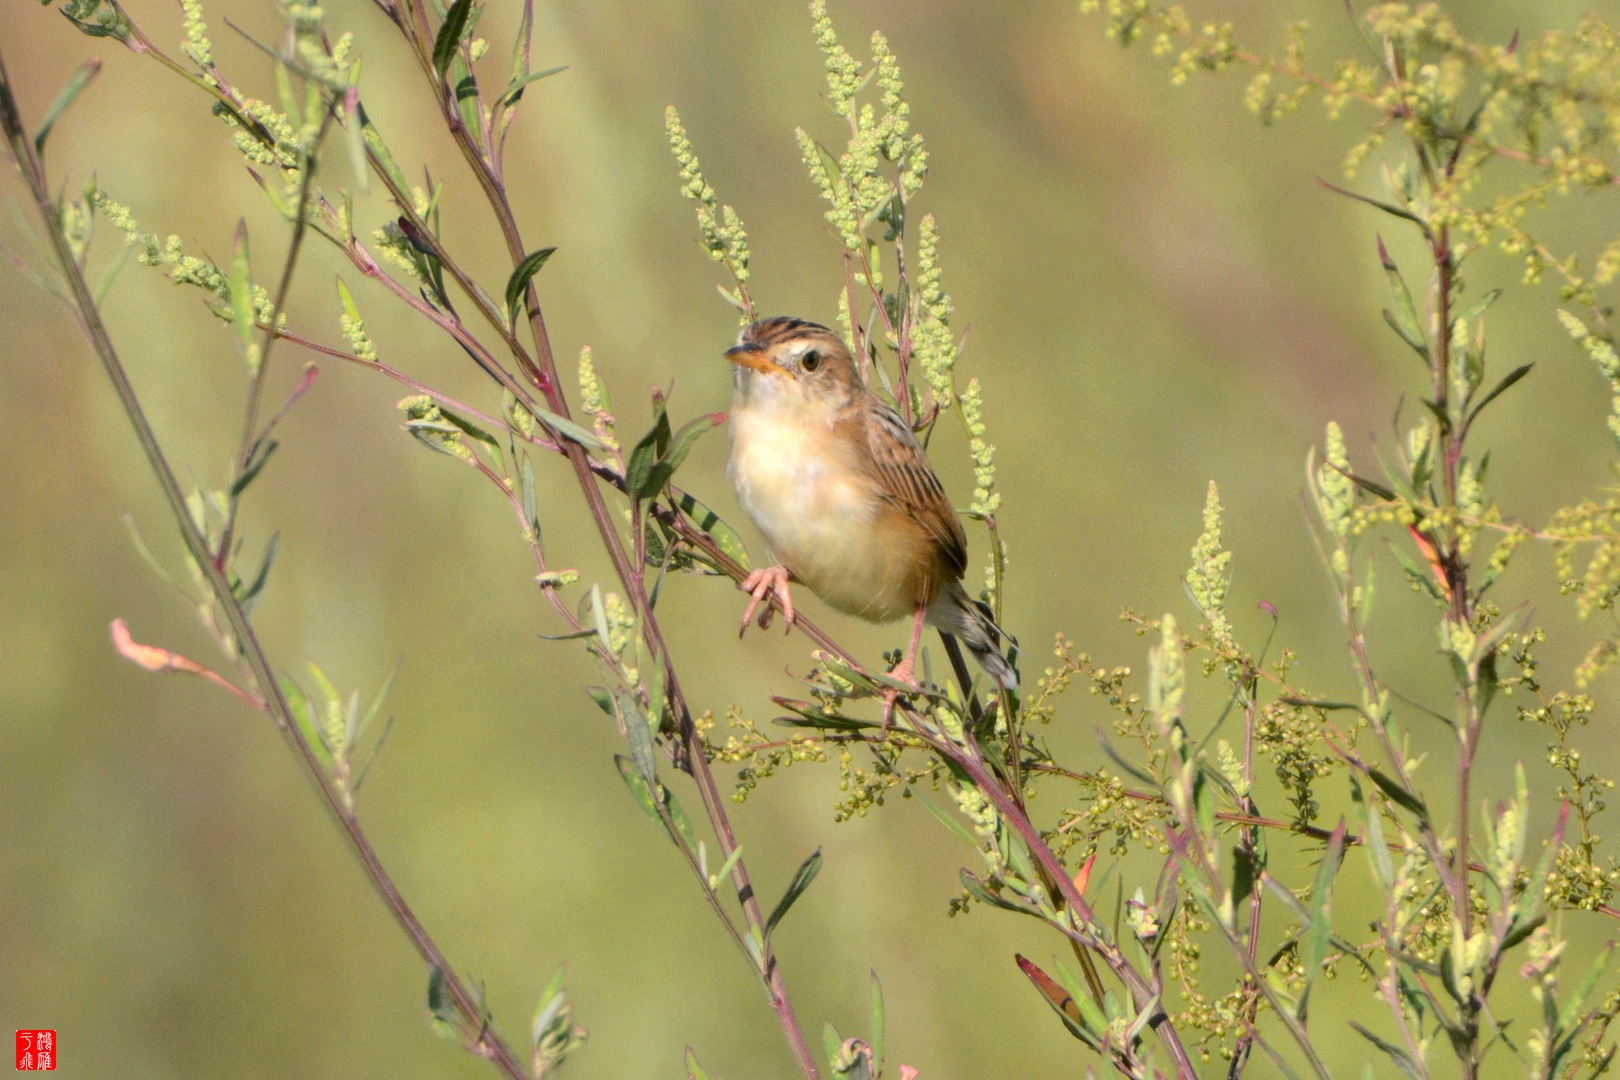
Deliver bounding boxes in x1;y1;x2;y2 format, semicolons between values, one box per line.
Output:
738;564;795;635
881;602;928;731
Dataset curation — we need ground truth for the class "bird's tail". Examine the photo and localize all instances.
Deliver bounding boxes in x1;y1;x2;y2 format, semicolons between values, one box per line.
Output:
928;582;1018;691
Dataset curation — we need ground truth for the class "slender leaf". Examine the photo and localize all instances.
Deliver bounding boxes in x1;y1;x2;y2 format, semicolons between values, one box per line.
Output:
228;220;256;359
530;967;567;1048
662;786;699;851
279;674;331;764
1367;767;1427;816
1452;287;1502;330
1382;308;1431;362
1015;954;1096;1044
961;870;1037;916
773;710;872;732
432;0;476;82
520;456;540;541
1348;1021;1425;1080
504;246;556;325
501;65;568;107
1320;178;1432;231
674;490;750;570
869;972;885;1069
633;413;724;499
624;424;660;499
684;1047;713;1080
524;403;605;450
765;848;823;936
232;438;279;498
359;105;409;193
916;792;980;848
614;753;661;824
35;58;101;157
535;626;603;642
618;690;657;784
1559;942;1616;1033
1465;363;1533;430
1299;820;1347;1018
237;531;280;608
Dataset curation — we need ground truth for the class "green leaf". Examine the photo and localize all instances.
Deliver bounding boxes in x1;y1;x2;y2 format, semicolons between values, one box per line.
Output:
427;964;457;1022
772;709;872;733
93;239;133;304
674;491;750;571
231;438;279;497
1320;179;1431;231
501;65;568;107
624;424;660;501
631;413;725;500
520;456;540;541
619;690;658;784
435;404;501;450
530;967;566;1048
1231;842;1260;909
869;972;885;1069
454;70;482;142
960;870;1037;916
614;753;661;824
1375;238;1428;358
585;584;611;655
1348;1021;1425;1080
1559;942;1615;1033
341;85;369;197
503;246;556;326
650;393;672;457
432;0;476;82
237;531;279;609
359;105;409;193
228;220;258;364
522;403;605;450
60;5;134;41
1452;287;1502;331
1389;544;1446;605
1355;780;1395;889
535;627;602;642
279;674;331;764
1298;819;1347;1019
1465;363;1532;430
1500;911;1545;952
586;686;614;717
663;788;699;851
917;792;980;848
35;58;101;157
336;276;363;325
765;848;823;936
1367;767;1427;816
352;660;399;746
684;1047;713;1080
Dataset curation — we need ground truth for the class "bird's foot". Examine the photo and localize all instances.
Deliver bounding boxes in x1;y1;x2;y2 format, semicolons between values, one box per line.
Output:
878;654;923;734
738;564;795;636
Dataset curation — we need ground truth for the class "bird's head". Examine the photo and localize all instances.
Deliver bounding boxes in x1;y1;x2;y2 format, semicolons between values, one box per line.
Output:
725;317;858;416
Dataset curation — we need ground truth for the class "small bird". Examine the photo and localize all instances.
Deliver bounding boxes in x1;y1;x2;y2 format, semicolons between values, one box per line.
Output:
724;316;1016;698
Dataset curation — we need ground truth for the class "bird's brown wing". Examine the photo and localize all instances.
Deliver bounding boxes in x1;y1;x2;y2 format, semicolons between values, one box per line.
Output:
856;399;968;580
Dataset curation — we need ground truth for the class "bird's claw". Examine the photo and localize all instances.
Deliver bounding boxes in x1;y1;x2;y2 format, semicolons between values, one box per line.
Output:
738;565;795;637
878;657;923;734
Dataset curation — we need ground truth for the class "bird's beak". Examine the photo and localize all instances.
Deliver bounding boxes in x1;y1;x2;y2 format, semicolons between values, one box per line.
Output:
725;344;789;378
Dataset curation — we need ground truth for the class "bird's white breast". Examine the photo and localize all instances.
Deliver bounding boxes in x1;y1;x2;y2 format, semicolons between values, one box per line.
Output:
728;405;911;621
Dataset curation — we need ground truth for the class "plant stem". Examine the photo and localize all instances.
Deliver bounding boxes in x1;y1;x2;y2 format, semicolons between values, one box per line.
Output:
0;49;532;1080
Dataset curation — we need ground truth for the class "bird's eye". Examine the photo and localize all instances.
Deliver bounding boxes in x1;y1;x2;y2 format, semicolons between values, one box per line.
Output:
801;350;822;373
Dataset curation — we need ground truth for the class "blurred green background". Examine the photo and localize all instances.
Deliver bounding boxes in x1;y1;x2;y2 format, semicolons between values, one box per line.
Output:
4;0;1619;1076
